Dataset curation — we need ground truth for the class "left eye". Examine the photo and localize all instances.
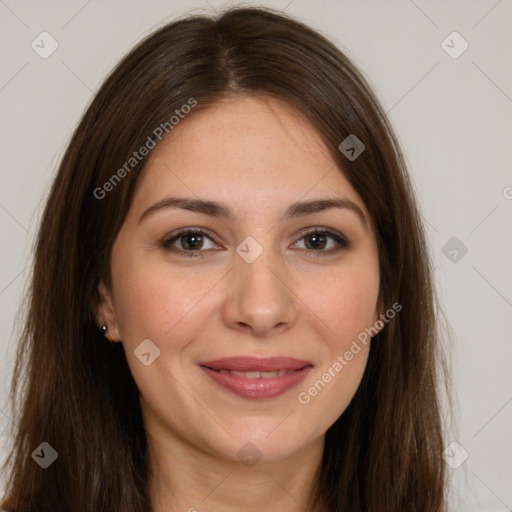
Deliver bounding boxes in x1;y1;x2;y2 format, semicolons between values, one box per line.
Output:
292;230;349;254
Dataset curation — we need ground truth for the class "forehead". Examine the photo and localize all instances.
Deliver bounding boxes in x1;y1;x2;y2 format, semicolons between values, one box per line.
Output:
149;94;332;171
131;94;369;222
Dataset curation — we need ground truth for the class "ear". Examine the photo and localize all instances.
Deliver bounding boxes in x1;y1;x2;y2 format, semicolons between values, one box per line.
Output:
96;280;122;342
376;295;385;319
371;295;386;334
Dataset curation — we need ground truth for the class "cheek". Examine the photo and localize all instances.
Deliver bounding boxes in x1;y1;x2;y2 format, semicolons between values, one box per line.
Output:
110;253;217;345
305;261;380;353
293;267;377;428
295;260;378;396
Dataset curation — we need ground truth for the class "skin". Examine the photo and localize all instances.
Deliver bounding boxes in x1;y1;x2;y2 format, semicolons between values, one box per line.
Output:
96;94;384;512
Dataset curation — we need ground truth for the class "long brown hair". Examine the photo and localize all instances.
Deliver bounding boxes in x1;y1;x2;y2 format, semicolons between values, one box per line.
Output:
1;6;447;511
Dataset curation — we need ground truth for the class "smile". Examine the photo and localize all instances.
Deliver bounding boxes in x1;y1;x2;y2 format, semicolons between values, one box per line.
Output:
199;366;313;399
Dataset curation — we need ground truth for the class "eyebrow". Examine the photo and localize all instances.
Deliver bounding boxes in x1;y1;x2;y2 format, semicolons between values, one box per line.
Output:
138;196;368;228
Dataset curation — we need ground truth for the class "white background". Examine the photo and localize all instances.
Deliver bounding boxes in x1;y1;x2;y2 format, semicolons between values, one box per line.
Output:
1;1;511;510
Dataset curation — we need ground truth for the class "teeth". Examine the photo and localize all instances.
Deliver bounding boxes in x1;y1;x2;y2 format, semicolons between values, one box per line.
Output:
231;370;260;379
217;369;291;378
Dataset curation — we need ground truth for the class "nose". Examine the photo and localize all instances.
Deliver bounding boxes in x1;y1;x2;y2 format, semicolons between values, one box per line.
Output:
222;245;299;338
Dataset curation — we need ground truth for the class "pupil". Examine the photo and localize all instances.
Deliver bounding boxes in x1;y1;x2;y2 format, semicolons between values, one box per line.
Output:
183;234;202;250
306;233;326;250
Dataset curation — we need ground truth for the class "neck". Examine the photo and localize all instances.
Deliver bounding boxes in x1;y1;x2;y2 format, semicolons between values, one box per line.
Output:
147;429;326;512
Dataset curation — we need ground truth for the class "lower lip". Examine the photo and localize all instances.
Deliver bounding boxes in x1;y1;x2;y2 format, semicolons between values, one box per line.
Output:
199;365;313;399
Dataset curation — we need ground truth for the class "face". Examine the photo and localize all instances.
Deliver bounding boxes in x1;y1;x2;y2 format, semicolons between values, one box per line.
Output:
97;94;383;465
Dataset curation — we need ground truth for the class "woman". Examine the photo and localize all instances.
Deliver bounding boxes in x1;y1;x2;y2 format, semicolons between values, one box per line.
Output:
1;6;447;511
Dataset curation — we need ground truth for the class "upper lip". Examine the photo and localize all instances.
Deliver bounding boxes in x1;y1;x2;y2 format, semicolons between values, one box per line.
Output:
199;356;313;372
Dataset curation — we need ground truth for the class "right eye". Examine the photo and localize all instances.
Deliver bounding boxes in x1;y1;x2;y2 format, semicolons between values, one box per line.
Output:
161;228;222;258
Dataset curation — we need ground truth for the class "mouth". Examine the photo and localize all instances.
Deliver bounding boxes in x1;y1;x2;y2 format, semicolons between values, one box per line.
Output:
198;356;313;399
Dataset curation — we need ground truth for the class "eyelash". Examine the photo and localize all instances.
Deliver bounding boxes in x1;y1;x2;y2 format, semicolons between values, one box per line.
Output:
161;227;349;258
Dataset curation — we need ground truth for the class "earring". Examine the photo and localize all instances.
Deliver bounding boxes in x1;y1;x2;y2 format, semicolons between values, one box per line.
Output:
100;324;117;343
